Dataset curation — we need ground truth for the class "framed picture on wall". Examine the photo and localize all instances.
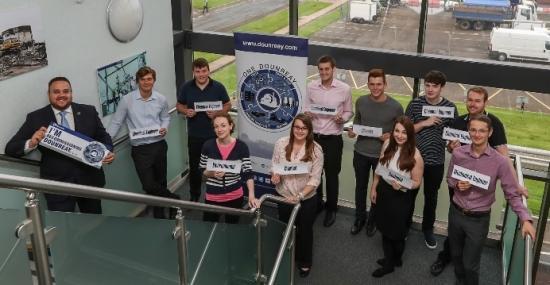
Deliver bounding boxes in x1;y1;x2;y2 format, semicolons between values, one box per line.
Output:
96;51;146;117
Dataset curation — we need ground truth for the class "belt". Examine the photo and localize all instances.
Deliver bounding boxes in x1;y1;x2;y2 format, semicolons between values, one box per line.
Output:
452;201;490;218
313;133;340;139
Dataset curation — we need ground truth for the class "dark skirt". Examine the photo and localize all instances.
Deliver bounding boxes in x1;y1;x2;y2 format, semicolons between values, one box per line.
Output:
375;179;415;240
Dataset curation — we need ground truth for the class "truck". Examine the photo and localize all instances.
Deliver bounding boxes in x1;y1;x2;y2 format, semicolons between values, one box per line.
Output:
349;0;380;24
489;27;550;62
452;0;537;30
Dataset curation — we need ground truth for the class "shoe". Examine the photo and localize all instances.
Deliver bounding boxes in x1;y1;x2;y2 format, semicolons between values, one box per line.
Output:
365;219;377;237
376;258;402;267
298;267;310;278
323;211;336;227
424;231;438;249
372;267;394;278
350;219;365;235
430;258;448;276
190;195;199;202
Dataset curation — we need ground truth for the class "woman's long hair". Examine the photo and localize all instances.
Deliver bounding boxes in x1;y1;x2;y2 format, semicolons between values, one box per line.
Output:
379;116;416;171
285;113;316;162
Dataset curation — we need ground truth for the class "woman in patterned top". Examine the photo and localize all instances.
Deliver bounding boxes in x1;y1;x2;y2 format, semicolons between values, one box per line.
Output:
199;113;259;223
271;113;324;277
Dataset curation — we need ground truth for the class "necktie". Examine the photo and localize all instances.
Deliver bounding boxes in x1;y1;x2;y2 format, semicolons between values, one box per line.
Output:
59;111;70;129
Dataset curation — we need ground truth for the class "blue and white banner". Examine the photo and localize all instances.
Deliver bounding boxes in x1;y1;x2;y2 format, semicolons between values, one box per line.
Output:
235;32;308;194
39;123;109;169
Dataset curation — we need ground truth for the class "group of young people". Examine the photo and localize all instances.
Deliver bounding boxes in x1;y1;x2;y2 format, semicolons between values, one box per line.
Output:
5;54;535;285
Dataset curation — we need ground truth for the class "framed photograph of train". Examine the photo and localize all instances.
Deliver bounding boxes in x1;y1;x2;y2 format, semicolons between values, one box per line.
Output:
0;3;48;81
96;51;147;117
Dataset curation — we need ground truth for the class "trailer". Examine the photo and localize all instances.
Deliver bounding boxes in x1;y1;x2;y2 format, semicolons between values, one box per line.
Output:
350;0;380;23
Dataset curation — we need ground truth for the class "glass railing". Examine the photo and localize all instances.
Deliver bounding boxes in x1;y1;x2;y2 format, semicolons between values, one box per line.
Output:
502;155;534;285
0;173;298;285
0;208;34;285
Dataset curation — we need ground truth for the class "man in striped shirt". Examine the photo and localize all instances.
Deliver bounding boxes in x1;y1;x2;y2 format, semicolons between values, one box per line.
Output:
405;70;458;249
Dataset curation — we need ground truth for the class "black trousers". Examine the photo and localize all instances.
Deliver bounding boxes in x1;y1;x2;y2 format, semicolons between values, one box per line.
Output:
438;186;456;263
353;151;379;221
188;136;211;200
314;134;343;211
409;164;444;231
448;204;490;285
278;196;317;268
45;194;102;214
203;197;244;224
131;140;179;218
381;234;405;269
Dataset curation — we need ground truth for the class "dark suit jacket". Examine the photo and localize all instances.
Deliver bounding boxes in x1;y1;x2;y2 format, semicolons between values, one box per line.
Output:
5;103;113;194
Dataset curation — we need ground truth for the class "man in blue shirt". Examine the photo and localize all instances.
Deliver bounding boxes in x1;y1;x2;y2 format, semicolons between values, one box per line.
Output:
177;58;231;202
108;66;179;219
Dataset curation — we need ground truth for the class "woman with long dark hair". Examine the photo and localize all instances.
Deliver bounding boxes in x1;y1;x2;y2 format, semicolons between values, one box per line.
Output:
271;113;324;277
370;116;424;277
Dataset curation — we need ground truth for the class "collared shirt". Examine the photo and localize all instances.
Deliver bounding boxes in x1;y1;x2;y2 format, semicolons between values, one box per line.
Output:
24;105;75;153
177;78;230;139
304;78;353;135
107;90;170;146
447;144;531;222
52;105;75;130
271;136;324;200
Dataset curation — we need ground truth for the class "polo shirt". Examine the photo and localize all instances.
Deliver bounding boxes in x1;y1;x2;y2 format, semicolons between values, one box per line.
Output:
177;78;230;138
451;112;507;149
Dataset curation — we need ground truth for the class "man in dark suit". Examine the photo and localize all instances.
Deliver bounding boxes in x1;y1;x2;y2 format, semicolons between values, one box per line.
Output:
5;77;115;213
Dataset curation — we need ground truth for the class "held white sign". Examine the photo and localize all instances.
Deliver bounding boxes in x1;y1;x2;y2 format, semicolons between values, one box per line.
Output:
422;106;455;118
206;159;242;174
451;165;491;190
129;127;161;140
194;101;223;112
39;123;109;169
309;104;338;116
442;127;471;144
375;164;414;190
352;125;383;138
272;162;310;175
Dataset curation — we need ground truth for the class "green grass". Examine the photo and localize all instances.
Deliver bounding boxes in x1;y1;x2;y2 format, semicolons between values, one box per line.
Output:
299;8;342;38
193;51;223;64
194;1;333;65
211;63;237;96
235;1;331;33
526;180;545;216
192;0;238;10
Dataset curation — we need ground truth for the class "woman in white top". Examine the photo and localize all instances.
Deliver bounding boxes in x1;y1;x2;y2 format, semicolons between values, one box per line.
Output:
370;115;424;278
271;113;324;277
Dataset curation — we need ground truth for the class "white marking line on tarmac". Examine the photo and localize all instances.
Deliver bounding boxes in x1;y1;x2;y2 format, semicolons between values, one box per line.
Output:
349;70;359;89
488;88;503;101
458;83;466;91
525;91;550;111
402;76;413;92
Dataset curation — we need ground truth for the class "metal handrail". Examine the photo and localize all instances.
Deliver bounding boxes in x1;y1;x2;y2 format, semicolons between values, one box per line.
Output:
516;155;533;285
113;106;179;147
267;203;300;285
0;173;289;217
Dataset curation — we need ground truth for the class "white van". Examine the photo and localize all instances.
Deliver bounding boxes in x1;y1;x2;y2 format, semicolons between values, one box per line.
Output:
489;27;550;63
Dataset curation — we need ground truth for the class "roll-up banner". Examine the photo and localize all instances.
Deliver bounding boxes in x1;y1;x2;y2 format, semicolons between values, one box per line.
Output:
235;32;308;195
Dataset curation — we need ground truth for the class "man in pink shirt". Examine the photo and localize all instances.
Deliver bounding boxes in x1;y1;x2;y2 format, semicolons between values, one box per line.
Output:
447;114;535;284
304;55;353;227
